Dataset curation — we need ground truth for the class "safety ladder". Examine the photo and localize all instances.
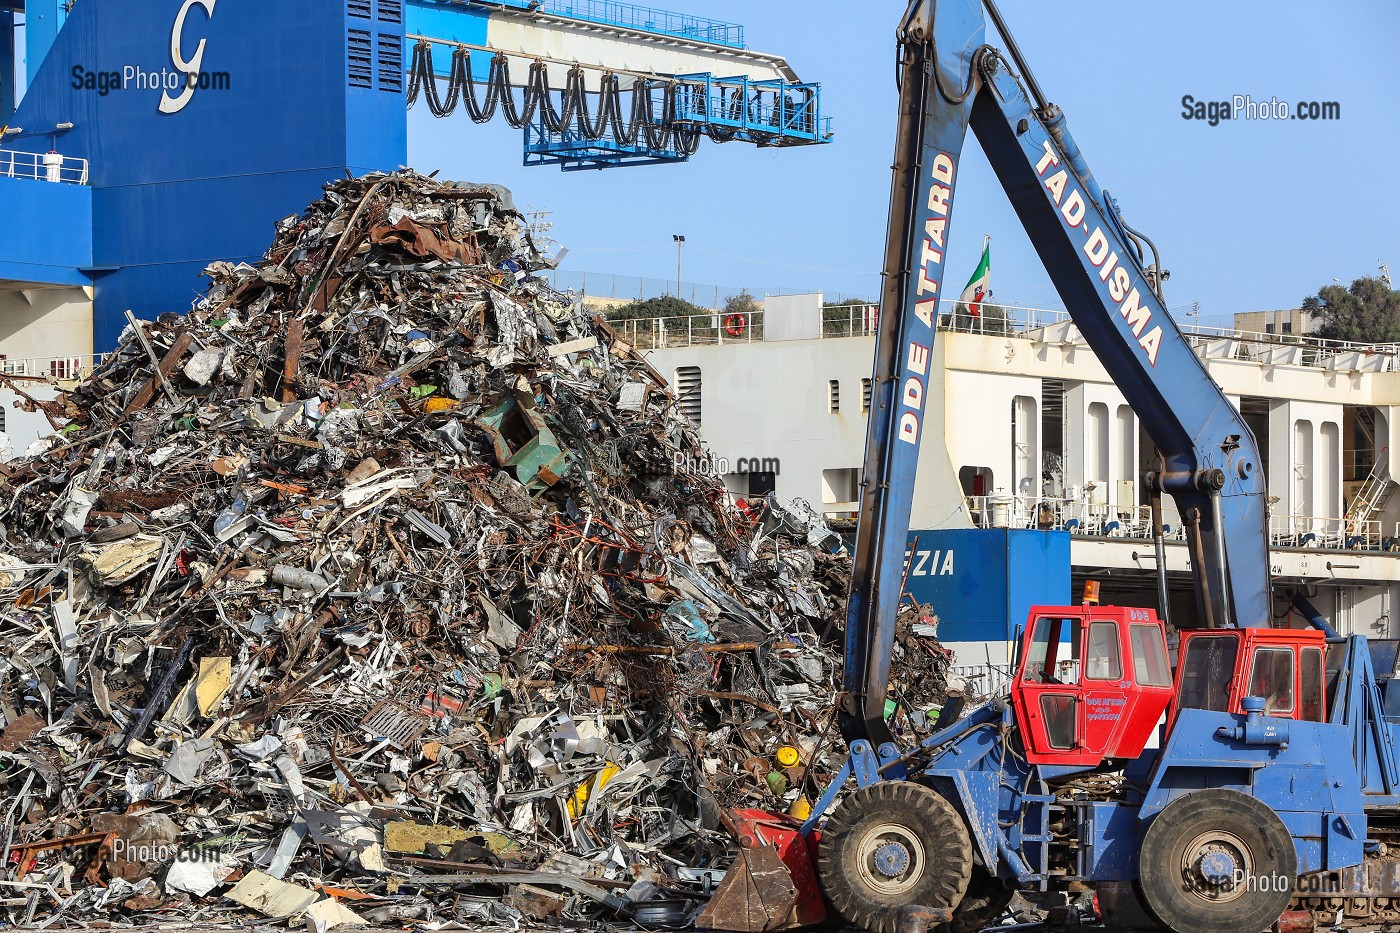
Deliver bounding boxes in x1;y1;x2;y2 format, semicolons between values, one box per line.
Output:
1346;448;1394;536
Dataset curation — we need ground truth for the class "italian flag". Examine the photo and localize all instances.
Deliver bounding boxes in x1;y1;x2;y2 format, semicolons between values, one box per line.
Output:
959;237;991;318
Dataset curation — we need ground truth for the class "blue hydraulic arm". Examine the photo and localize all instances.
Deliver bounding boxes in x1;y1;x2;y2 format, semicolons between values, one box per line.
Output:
843;0;1270;746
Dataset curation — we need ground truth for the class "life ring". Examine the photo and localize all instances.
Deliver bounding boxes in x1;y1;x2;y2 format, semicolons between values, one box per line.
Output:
724;313;747;337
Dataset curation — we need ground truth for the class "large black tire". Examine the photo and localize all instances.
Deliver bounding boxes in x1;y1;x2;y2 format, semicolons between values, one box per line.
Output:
818;781;973;933
950;868;1014;933
1138;789;1296;933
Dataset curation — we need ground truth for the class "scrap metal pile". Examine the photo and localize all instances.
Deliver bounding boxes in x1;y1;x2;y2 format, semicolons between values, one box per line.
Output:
0;171;951;927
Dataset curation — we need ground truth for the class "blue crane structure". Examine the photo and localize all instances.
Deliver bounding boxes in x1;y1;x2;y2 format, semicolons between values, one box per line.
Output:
800;1;1400;931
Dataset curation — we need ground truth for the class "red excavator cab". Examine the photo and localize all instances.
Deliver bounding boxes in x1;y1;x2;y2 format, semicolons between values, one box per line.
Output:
1170;627;1327;727
1011;607;1175;766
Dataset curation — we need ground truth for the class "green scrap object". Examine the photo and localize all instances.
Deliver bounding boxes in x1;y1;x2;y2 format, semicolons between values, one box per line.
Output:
210;317;230;327
474;393;575;492
883;698;898;720
171;415;199;432
59;424;82;436
410;384;439;399
765;771;789;796
482;673;504;698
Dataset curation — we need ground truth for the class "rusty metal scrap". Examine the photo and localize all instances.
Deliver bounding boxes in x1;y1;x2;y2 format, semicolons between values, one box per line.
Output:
0;171;954;928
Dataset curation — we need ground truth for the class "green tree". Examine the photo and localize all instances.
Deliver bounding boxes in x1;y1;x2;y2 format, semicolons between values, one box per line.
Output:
607;295;705;321
1304;277;1400;343
723;290;762;316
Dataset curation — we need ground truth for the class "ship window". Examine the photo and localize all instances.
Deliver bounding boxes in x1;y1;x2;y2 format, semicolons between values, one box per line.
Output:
1131;624;1172;686
1085;621;1121;681
1179;634;1239;712
1249;647;1295;716
1301;646;1324;721
1040;695;1077;749
1023;617;1081;684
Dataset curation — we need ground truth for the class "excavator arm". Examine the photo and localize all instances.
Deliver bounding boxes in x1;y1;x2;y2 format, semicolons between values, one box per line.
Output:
843;0;1270;748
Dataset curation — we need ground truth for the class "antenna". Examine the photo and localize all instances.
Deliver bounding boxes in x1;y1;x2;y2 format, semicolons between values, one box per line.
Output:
1381;261;1392;288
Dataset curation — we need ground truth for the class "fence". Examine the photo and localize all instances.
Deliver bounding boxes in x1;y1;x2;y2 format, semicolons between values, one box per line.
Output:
551;269;875;311
0;150;90;185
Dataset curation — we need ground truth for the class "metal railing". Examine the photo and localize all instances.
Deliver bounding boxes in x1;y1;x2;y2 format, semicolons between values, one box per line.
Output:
559;269;874;310
963;492;1400;553
611;312;766;349
541;0;745;48
607;306;880;348
939;300;1400;374
952;662;1013;698
0;353;107;380
0;150;90;185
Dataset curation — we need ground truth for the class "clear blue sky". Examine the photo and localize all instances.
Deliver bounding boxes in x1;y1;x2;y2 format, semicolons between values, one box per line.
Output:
409;1;1400;325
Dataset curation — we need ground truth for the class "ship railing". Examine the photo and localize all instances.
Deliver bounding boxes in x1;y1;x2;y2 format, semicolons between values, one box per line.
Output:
611;311;767;349
951;662;1014;699
964;493;1398;553
938;300;1400;373
0;353;107;380
0;150;90;185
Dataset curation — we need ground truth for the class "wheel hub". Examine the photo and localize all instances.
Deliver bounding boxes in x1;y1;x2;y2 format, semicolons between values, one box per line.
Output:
1198;849;1238;885
1182;831;1253;903
872;841;911;878
855;822;928;897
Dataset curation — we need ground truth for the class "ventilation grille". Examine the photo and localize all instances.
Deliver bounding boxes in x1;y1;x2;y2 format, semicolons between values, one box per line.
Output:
347;29;373;88
674;367;702;423
828;379;840;413
347;0;372;18
378;33;403;93
861;378;872;413
378;0;403;23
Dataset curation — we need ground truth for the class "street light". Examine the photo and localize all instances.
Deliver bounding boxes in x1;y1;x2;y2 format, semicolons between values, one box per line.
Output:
673;234;685;297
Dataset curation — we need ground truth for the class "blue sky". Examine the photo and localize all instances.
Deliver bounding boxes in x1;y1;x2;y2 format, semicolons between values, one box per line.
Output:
409;1;1399;326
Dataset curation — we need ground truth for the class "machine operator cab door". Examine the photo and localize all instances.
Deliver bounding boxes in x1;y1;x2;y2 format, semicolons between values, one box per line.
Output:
1171;627;1328;727
1011;607;1175;767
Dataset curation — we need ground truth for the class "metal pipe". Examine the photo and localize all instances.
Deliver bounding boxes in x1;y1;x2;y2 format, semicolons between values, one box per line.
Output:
1182;508;1217;629
1292;592;1341;639
1210;493;1234;629
1151;491;1171;628
981;0;1048;113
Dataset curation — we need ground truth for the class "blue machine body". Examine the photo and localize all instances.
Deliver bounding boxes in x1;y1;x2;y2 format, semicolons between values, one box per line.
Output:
817;0;1400;922
806;657;1394;888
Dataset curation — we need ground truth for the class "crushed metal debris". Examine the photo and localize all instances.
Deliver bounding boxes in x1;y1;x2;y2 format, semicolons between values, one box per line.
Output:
0;171;953;928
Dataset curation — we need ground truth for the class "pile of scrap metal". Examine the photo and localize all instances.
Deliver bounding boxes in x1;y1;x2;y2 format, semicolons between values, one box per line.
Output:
0;171;882;928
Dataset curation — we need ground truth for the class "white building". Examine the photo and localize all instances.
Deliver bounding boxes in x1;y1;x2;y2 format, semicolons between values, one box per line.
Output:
632;296;1400;675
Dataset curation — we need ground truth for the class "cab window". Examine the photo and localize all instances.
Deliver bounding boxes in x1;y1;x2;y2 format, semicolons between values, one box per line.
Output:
1300;646;1324;721
1041;695;1077;749
1249;647;1295;716
1023;617;1081;684
1085;622;1121;681
1179;634;1239;711
1131;624;1172;686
